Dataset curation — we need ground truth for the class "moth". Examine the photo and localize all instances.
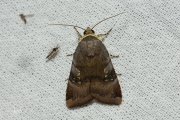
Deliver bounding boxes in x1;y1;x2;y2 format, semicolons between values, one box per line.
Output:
19;14;34;24
50;12;125;107
46;45;59;61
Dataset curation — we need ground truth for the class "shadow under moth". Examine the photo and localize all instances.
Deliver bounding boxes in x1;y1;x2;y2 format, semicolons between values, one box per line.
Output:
50;12;124;107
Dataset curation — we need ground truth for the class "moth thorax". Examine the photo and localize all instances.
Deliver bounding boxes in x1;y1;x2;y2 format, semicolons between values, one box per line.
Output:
83;27;95;35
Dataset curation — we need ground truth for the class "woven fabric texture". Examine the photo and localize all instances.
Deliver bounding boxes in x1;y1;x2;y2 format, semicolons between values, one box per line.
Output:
0;0;179;120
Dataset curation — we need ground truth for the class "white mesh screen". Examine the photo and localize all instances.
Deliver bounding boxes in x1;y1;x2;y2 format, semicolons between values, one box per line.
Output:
0;0;179;119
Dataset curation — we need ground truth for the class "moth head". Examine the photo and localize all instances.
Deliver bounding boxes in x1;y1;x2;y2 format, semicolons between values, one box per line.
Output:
84;27;95;35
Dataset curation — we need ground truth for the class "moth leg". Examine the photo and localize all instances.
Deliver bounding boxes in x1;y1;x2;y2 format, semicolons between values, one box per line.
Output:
116;73;122;76
46;58;55;63
97;28;112;38
110;54;119;58
67;53;74;56
74;27;82;39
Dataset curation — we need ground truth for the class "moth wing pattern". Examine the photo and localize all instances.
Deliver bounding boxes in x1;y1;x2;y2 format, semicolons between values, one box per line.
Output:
66;80;93;107
91;62;122;105
66;36;122;107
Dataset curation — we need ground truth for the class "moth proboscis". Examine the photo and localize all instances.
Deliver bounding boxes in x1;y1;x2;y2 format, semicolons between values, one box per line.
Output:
50;12;125;107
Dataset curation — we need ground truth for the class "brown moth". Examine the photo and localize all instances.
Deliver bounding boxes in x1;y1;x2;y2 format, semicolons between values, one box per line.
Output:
50;12;124;107
19;14;34;24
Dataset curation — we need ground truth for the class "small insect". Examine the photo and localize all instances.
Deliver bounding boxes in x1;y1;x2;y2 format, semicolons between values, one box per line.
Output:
46;45;59;61
50;12;125;107
19;14;34;24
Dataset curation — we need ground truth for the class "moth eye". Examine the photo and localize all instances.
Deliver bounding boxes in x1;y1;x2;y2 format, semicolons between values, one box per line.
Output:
83;30;86;35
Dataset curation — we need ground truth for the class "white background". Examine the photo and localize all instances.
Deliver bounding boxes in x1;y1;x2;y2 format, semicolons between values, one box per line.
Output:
0;0;180;120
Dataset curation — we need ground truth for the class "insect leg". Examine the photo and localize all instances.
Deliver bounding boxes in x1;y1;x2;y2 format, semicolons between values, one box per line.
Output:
97;28;112;38
74;26;82;39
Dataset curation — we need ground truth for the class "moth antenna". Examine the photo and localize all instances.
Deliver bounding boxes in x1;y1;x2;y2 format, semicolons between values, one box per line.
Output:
92;12;125;29
49;24;85;30
111;19;118;29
